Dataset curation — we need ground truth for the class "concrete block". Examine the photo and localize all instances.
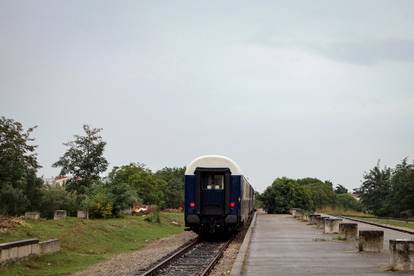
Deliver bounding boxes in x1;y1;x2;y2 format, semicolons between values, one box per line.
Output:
389;239;414;271
0;239;44;264
295;210;304;220
309;214;321;225
77;210;89;219
317;216;329;229
39;239;60;255
358;230;384;252
17;244;32;259
24;212;40;220
31;243;40;255
339;223;358;240
54;210;67;220
324;218;343;234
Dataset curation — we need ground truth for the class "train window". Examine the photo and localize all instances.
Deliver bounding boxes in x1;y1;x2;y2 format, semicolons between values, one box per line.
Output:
202;174;224;190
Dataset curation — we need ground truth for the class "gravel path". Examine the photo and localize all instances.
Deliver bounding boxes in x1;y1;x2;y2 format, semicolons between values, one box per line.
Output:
209;226;248;276
72;231;196;276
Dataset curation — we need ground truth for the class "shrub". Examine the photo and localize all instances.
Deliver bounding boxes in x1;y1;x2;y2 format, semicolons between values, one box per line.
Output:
145;205;161;223
39;186;77;218
83;186;113;218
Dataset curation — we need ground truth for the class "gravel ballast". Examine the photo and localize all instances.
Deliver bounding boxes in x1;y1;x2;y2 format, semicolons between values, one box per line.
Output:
71;231;196;276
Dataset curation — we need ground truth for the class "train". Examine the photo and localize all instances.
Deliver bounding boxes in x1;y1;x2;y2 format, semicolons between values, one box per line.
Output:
184;155;255;235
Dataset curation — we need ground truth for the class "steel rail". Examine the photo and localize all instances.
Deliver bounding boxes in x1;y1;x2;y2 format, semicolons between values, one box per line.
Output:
140;238;200;276
199;237;233;276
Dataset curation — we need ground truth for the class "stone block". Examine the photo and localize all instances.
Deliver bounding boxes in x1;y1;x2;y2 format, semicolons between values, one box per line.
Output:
324;218;343;234
31;243;40;255
389;239;414;271
358;230;384;252
54;210;67;220
317;216;329;229
77;210;89;219
39;239;60;254
0;239;39;263
309;214;321;225
24;212;40;220
339;223;358;240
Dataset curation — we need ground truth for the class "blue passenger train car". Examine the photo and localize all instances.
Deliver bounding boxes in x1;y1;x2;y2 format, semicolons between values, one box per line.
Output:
184;155;255;235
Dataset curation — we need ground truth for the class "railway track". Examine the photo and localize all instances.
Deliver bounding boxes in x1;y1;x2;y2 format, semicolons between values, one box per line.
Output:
139;237;233;276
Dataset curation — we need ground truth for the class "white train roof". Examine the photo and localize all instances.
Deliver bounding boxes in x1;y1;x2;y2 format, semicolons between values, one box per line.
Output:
185;155;243;175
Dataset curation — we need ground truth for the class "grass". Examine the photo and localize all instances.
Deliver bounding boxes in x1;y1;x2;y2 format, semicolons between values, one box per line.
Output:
359;217;414;230
317;207;375;217
0;212;184;275
318;207;414;231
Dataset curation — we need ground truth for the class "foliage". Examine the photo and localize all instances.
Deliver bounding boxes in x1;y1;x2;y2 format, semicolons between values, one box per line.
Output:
260;177;358;214
358;158;414;217
299;178;335;210
357;162;392;216
104;180;138;217
108;163;164;206
334;193;361;211
82;184;113;218
0;117;43;215
154;167;185;209
53;125;108;195
145;205;161;223
335;184;348;194
260;177;313;213
38;186;78;218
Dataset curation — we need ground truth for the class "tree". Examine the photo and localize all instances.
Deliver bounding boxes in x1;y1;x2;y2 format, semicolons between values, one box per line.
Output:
261;177;312;213
358;161;392;216
298;178;335;209
387;158;414;217
154;167;185;209
0;117;43;215
39;186;77;218
105;180;138;216
335;193;361;211
83;184;113;218
53;125;108;195
108;163;164;206
335;185;348;194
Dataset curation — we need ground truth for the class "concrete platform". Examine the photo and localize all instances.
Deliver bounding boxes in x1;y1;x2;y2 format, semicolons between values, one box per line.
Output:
240;214;413;275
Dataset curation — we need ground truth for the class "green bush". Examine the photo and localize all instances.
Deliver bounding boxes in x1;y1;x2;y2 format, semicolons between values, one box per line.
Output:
83;186;113;218
39;186;77;218
145;206;161;223
335;193;361;211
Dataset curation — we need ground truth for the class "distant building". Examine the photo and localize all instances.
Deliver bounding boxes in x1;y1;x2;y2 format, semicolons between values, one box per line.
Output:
43;176;70;187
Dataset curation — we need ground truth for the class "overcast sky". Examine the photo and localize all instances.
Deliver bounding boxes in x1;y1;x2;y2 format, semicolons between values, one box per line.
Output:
1;1;413;192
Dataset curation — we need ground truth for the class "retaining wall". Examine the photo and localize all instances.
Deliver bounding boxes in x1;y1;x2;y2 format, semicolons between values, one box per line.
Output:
0;238;60;264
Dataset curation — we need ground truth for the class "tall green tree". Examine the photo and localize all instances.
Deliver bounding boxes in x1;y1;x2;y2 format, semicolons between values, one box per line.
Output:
0;117;43;214
387;158;414;217
53;125;108;195
108;163;164;206
358;162;392;216
154;167;185;209
261;177;313;213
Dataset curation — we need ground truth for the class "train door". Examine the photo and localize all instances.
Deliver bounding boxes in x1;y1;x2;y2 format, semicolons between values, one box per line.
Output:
196;168;230;216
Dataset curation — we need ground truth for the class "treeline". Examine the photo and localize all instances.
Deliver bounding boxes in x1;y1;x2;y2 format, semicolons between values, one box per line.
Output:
0;117;185;218
356;159;414;217
258;177;360;214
